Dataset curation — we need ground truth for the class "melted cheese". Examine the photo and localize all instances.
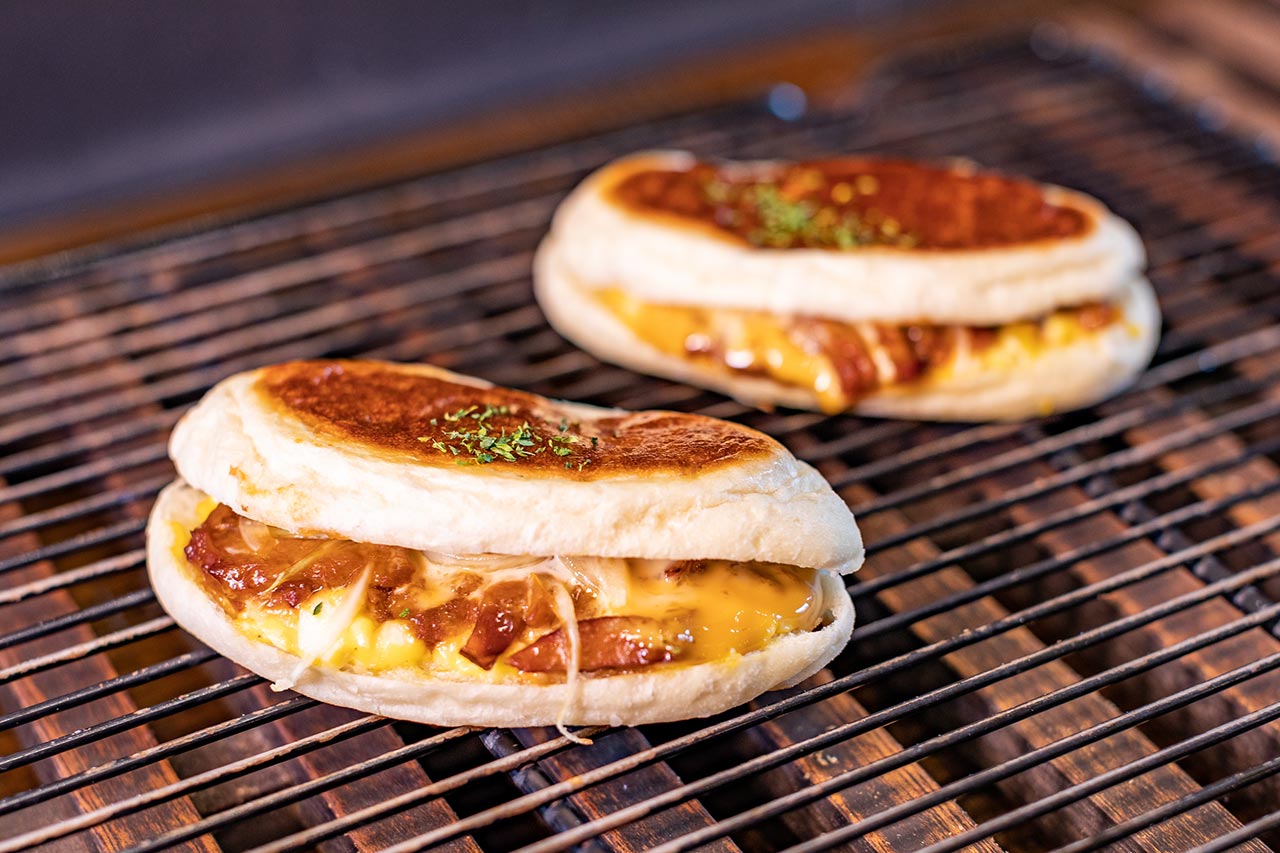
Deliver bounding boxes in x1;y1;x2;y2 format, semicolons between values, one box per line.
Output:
596;289;845;411
934;312;1105;382
179;518;825;682
171;495;220;552
274;565;373;690
594;288;1118;408
624;561;821;662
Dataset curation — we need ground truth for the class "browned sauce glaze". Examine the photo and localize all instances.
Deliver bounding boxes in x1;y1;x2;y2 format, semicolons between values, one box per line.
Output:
258;360;777;477
610;159;1090;250
460;578;558;669
185;504;464;625
185;503;673;673
716;303;1115;404
507;617;673;672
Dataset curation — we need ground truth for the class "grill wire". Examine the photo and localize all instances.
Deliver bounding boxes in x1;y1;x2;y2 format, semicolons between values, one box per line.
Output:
2;33;1280;853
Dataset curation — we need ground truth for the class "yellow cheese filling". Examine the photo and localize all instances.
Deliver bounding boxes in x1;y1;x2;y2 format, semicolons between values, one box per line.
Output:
594;288;1122;411
176;499;827;683
596;289;846;411
229;561;822;683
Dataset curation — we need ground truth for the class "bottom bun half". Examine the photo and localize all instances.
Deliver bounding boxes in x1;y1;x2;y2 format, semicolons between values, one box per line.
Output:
147;480;856;727
534;239;1161;422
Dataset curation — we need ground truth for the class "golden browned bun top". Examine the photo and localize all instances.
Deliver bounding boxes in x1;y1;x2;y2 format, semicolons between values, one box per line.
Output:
607;157;1093;251
171;358;863;568
257;360;778;479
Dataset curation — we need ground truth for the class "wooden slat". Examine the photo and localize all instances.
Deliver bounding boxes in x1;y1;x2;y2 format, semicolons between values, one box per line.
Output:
0;319;479;851
1134;397;1280;589
513;727;741;852
1062;6;1280;147
162;675;324;853
267;704;480;853
983;445;1280;819
838;472;1267;852
1150;0;1280;93
1122;178;1280;818
744;674;1005;853
727;431;1006;851
0;495;216;851
959;75;1280;823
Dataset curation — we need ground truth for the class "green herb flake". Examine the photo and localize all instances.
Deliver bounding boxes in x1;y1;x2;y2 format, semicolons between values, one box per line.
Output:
443;405;477;423
398;608;411;619
704;175;919;250
420;406;595;468
311;602;323;615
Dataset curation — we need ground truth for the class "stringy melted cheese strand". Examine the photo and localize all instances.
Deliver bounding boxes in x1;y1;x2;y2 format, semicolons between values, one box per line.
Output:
550;577;591;744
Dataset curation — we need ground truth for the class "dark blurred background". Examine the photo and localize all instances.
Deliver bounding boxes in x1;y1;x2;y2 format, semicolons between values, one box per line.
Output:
2;1;955;236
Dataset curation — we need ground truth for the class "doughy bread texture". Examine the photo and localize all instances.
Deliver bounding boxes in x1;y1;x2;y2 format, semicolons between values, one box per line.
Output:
148;482;855;727
148;360;862;726
533;151;1160;421
170;359;861;571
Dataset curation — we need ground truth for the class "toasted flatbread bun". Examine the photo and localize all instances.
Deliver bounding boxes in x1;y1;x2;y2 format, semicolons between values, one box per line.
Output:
543;151;1146;326
536;246;1161;421
170;360;862;573
147;479;855;726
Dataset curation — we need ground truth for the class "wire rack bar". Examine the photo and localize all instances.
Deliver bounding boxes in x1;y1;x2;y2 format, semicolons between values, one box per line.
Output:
2;34;1279;853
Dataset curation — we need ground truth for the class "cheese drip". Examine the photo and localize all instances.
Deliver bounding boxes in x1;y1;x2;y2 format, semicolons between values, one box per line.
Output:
180;504;827;684
597;290;845;411
593;288;1120;411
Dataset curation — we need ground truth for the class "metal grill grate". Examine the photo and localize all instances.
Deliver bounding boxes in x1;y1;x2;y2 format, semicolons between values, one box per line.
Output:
2;32;1280;853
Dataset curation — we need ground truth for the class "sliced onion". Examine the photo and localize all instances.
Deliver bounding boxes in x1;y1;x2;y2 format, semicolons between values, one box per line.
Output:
549;579;591;745
558;555;630;610
264;541;338;593
421;550;546;572
268;526;329;540
477;562;569;588
272;564;372;692
238;516;275;553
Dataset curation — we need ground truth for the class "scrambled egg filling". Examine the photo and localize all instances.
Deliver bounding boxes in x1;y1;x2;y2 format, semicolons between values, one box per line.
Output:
595;288;1122;411
177;498;826;683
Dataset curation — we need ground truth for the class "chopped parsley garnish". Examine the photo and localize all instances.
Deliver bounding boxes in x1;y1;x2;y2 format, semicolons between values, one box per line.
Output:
311;602;323;615
398;608;411;619
752;185;815;244
700;174;919;250
418;405;593;467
